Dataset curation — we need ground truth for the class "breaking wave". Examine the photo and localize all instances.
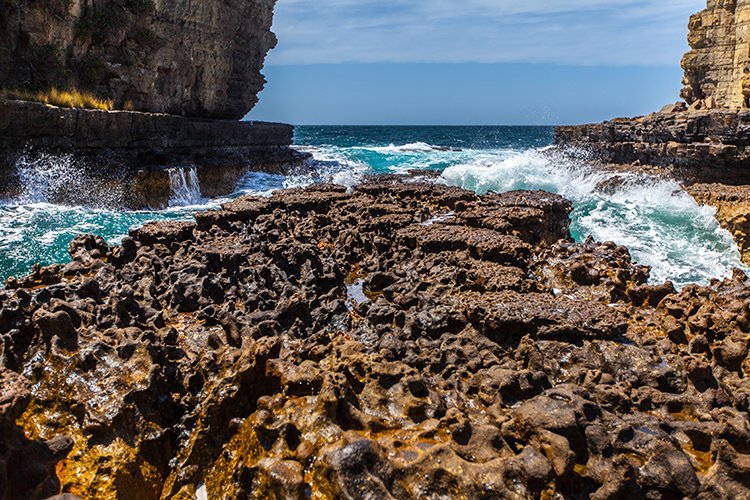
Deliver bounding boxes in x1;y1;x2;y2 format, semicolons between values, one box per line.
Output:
292;137;747;288
1;127;747;288
440;149;746;286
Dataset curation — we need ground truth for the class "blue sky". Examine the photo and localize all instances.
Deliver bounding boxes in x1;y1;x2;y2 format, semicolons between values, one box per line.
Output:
246;0;699;125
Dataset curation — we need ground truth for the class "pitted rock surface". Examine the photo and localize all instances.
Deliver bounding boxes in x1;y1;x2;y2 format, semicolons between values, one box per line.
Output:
2;177;750;498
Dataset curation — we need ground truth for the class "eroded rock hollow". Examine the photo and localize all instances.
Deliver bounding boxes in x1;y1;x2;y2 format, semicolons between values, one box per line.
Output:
3;178;750;498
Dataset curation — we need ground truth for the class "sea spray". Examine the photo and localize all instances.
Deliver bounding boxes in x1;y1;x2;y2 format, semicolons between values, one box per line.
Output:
168;166;204;207
292;127;747;287
439;148;746;287
15;153;88;204
0;165;281;282
13;152;126;207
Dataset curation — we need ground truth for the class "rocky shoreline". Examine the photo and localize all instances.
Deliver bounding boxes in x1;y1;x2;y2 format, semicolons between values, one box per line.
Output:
554;108;750;179
0;98;305;208
2;176;750;498
0;0;298;209
553;0;750;268
554;110;750;266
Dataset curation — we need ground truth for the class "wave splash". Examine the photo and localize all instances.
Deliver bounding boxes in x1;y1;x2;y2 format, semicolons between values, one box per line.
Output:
294;141;746;288
439;148;746;287
0;132;747;288
168;166;204;207
13;153;128;207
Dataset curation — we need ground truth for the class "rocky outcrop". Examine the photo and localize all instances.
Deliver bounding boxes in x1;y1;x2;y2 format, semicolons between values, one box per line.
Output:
554;108;750;179
682;0;750;109
555;1;750;265
0;368;74;499
0;99;304;208
0;0;278;119
689;183;750;264
3;177;750;498
555;1;750;171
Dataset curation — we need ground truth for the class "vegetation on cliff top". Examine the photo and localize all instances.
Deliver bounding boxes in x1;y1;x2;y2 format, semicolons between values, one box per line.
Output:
1;88;114;111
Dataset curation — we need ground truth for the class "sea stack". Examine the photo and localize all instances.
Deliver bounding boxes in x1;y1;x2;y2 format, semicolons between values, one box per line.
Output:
0;0;302;208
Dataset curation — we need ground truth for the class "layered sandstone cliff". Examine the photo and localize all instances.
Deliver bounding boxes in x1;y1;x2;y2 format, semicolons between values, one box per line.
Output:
0;98;303;208
0;0;278;119
556;0;750;159
0;0;301;208
681;0;750;109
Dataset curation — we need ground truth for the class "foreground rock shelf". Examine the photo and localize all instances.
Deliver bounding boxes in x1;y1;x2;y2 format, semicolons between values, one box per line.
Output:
2;177;750;498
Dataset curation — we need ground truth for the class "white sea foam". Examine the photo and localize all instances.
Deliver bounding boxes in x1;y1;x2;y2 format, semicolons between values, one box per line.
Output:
289;144;748;287
2;139;747;289
439;148;747;287
358;142;450;154
168;166;204;207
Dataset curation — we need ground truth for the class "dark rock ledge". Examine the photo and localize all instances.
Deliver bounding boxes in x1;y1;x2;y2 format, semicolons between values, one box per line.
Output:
0;99;306;208
555;108;750;182
2;177;750;498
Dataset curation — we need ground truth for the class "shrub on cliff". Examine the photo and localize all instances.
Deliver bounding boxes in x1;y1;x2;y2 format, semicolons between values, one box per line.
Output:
1;87;113;111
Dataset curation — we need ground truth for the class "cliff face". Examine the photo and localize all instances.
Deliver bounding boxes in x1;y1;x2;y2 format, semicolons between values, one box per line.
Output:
682;0;750;109
0;0;278;119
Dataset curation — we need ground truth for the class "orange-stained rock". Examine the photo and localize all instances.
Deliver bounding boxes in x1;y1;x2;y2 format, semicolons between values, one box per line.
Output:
1;177;750;498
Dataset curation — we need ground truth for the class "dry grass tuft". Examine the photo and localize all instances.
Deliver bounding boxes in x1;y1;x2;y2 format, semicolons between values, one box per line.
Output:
1;87;114;111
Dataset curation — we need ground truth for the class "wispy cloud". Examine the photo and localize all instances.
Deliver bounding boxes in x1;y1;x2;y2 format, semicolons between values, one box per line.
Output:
268;0;697;66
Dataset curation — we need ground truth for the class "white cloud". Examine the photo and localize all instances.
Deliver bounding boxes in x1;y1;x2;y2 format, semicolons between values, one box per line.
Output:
267;0;698;66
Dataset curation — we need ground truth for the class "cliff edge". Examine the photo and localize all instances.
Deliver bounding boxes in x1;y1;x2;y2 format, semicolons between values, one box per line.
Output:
0;0;302;208
0;0;278;119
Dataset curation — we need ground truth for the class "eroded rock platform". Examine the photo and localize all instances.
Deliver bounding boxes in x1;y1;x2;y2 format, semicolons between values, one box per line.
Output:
2;178;750;498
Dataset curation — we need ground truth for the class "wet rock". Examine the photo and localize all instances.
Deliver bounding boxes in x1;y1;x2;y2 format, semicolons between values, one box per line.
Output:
1;177;749;498
132;221;196;246
0;369;73;500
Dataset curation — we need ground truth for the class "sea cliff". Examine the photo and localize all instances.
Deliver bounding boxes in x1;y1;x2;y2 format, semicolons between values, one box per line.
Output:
682;0;750;110
0;0;278;119
0;98;302;208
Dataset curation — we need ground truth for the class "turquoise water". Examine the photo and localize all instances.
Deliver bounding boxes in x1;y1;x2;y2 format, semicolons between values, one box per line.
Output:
0;126;746;287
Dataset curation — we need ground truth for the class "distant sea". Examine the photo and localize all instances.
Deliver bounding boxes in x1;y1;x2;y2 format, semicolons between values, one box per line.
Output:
0;126;745;287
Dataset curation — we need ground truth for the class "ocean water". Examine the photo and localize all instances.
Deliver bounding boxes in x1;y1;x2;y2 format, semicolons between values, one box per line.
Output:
0;126;746;288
